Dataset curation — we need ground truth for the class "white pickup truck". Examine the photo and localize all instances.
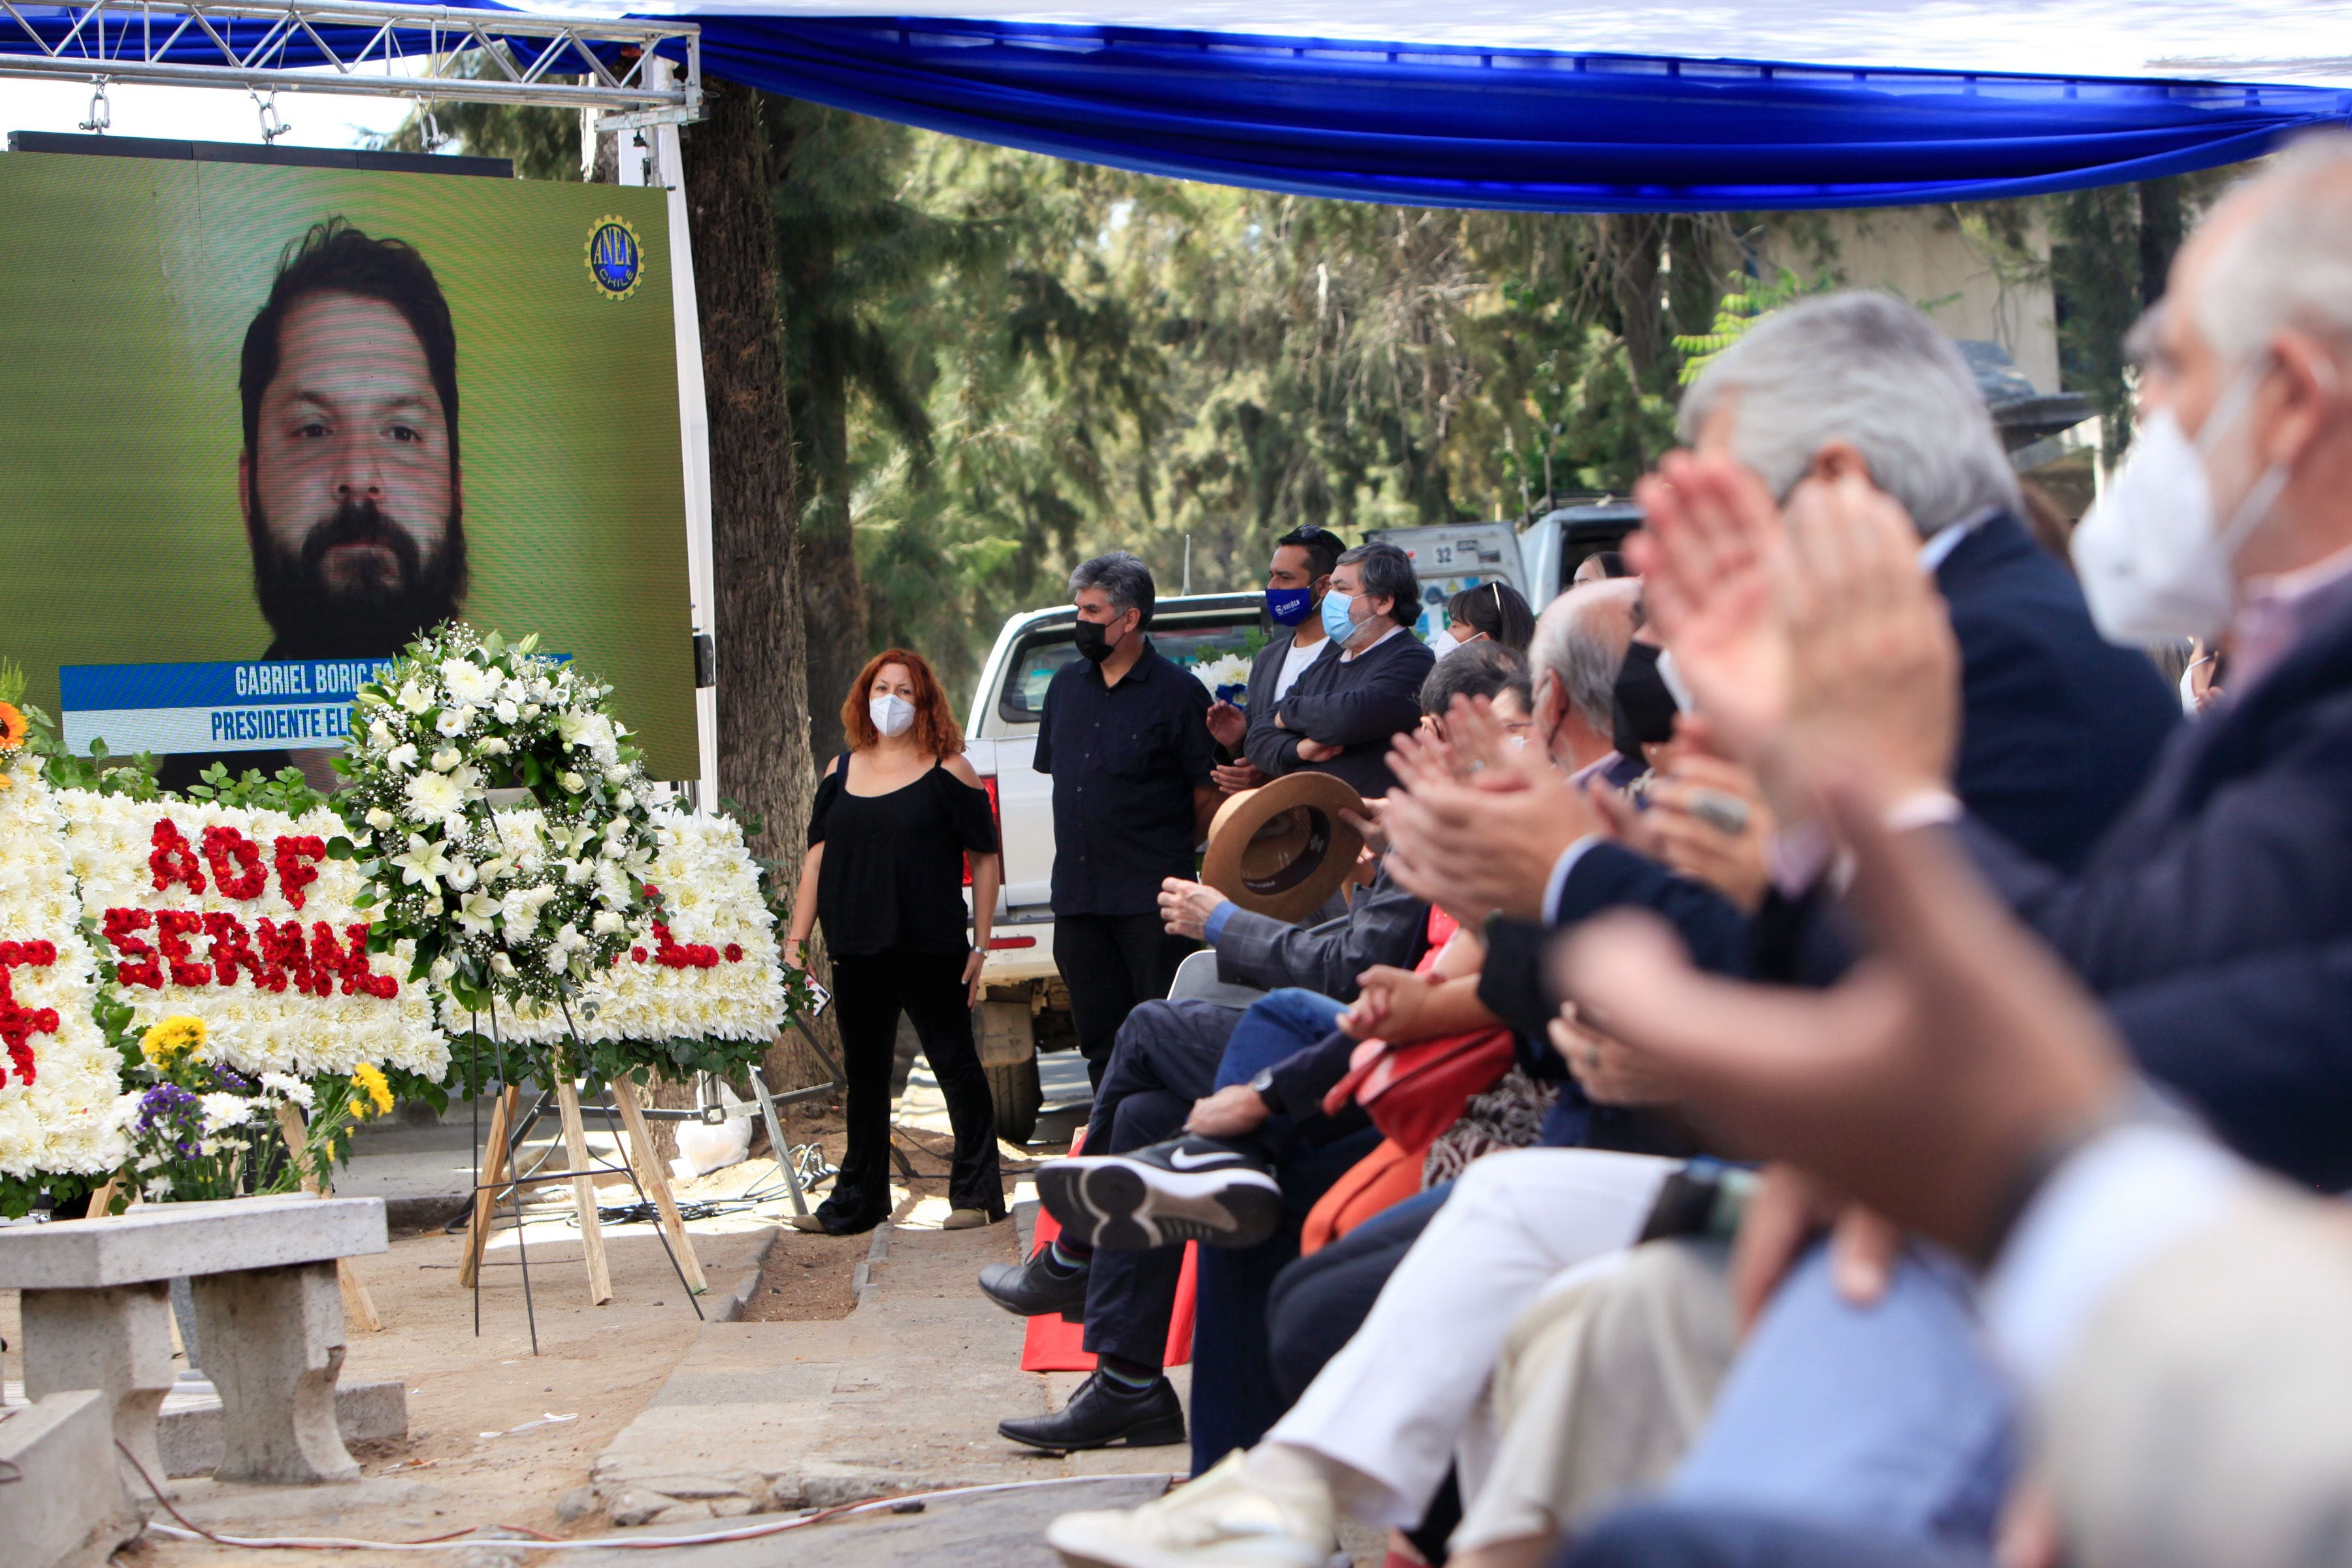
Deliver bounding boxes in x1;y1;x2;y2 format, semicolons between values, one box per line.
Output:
960;591;1265;1140
956;504;1642;1141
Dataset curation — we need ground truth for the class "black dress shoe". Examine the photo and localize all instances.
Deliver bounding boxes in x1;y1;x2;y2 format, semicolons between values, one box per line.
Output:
1036;1135;1282;1252
978;1247;1090;1317
998;1371;1185;1452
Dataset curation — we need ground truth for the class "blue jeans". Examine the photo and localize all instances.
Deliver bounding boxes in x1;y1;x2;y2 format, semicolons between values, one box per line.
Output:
1667;1243;2018;1548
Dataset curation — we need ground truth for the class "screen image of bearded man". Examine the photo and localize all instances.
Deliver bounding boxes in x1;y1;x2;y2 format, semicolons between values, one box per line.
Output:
158;218;469;793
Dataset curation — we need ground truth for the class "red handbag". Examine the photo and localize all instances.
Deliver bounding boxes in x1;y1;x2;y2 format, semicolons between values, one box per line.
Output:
1321;1025;1517;1154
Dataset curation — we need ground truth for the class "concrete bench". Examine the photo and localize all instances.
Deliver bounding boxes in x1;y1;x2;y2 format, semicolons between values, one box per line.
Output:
0;1194;388;1488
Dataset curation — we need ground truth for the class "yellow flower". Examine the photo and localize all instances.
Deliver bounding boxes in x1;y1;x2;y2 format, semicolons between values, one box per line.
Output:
351;1062;395;1120
140;1015;208;1067
0;702;24;752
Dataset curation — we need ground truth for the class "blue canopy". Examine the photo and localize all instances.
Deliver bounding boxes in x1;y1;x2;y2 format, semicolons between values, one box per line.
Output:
5;1;2348;210
686;16;2351;210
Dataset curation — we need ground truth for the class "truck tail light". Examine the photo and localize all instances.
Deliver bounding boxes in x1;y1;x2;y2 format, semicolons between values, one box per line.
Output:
963;775;1004;888
987;935;1037;950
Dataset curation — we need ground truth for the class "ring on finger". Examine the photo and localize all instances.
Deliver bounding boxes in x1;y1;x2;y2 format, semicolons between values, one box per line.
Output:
1684;787;1752;836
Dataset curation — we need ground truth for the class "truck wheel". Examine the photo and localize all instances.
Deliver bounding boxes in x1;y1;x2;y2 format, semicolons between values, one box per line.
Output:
987;1055;1043;1147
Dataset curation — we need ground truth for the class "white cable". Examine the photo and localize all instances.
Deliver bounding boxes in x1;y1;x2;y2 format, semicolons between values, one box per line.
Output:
141;1471;1182;1553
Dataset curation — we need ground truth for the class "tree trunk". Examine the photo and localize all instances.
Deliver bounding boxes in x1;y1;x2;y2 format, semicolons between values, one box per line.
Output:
2137;177;2188;310
1603;214;1669;392
681;80;840;1096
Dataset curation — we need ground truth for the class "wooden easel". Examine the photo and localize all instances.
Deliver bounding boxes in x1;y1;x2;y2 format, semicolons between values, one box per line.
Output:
456;1077;707;1309
272;1101;382;1331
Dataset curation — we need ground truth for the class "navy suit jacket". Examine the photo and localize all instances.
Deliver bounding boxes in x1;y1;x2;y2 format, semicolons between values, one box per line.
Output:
1962;583;2352;1186
1480;513;2179;1139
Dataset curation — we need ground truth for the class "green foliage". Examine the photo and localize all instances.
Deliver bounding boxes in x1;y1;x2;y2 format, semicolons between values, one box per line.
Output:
3;659;161;797
176;762;331;815
1671;269;1838;384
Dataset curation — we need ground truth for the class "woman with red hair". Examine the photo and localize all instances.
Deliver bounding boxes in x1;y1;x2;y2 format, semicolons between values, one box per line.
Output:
786;649;1006;1233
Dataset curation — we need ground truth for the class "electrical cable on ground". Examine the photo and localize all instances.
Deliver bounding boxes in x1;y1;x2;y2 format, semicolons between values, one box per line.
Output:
119;1437;1177;1554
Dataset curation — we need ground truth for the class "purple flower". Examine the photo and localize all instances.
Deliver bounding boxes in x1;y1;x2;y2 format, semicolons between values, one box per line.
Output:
135;1083;204;1145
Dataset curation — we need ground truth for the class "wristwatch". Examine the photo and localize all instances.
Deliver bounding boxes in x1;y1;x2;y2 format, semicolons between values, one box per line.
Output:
1246;1066;1279;1111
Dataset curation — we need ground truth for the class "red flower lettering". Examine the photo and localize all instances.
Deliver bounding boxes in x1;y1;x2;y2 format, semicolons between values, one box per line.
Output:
256;919;314;996
148;818;206;895
199;825;269;900
0;941;60;1088
202;913;269;990
272;835;327;911
308;922;397;1000
103;907;162;989
155;910;212;988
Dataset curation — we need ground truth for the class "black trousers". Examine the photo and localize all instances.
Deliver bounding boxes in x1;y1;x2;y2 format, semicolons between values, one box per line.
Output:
1054;913;1197;1087
821;950;1005;1232
1074;998;1242;1369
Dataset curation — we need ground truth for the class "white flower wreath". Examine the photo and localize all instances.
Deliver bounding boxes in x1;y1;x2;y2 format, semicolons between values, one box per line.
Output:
333;626;661;1047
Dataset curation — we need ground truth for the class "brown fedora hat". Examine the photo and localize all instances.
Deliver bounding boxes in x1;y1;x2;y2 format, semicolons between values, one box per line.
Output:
1202;770;1368;923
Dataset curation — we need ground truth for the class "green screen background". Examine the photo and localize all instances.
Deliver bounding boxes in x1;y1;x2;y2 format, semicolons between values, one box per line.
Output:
0;152;698;777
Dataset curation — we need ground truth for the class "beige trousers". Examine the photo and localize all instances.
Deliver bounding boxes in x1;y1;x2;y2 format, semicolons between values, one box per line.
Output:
1452;1238;1739;1554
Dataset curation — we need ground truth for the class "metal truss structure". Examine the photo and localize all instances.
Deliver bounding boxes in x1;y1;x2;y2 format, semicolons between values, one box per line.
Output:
0;0;700;127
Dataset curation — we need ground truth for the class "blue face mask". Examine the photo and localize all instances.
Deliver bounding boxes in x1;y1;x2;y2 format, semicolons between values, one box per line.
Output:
1266;586;1314;626
1320;589;1358;645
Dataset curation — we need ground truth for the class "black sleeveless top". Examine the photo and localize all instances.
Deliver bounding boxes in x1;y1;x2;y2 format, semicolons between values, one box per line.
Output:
807;756;1000;958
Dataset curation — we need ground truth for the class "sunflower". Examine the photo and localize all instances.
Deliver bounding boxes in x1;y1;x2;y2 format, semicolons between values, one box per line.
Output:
140;1015;208;1068
351;1062;395;1120
0;702;25;752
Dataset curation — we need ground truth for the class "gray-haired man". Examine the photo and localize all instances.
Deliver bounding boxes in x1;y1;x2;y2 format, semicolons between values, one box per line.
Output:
1244;540;1435;798
1037;551;1222;1086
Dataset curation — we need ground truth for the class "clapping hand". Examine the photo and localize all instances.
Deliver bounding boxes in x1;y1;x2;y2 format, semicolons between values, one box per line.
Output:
1631;453;1797;761
1383;696;1600;923
1634;453;1960;818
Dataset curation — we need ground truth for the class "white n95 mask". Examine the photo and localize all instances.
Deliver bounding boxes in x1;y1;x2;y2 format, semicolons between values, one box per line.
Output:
870;694;915;738
2072;363;2290;644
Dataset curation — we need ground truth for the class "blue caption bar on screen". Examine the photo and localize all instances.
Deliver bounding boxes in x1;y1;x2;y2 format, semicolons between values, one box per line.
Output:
59;659;399;757
58;656;568;757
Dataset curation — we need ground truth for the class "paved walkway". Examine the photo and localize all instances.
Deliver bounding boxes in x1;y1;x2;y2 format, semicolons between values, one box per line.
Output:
590;1207;1188;1519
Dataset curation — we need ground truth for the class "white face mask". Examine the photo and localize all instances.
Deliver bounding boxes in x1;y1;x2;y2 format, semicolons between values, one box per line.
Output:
2072;363;2291;644
869;693;915;739
1427;627;1480;661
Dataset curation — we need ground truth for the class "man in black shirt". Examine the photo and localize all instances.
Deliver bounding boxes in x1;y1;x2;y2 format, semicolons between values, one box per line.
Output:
1037;551;1220;1086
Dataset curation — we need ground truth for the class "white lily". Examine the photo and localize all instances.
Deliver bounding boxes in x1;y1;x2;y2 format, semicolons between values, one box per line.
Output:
389;834;453;894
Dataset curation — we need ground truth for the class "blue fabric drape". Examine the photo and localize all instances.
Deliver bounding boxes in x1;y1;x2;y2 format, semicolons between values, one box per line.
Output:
691;18;2349;210
4;6;2345;210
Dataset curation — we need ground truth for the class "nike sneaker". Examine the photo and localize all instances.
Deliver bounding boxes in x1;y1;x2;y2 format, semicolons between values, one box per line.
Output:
1036;1135;1281;1251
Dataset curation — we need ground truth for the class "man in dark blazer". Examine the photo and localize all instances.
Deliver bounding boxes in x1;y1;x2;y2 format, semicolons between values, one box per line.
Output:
1245;541;1434;798
1523;176;2352;1567
1475;496;2181;1044
1207;525;1348;794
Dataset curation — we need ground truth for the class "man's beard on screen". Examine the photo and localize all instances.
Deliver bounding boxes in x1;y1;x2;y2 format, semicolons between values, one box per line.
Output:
248;495;468;660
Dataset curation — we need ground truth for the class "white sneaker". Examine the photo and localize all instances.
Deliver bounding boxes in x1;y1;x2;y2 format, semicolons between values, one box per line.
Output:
1047;1450;1337;1568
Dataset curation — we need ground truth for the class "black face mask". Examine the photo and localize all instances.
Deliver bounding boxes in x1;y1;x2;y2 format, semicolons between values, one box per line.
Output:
1611;642;1679;764
1073;616;1126;665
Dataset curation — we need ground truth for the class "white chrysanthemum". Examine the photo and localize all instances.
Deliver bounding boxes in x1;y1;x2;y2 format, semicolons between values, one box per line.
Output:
441;659;502;706
404;771;465;821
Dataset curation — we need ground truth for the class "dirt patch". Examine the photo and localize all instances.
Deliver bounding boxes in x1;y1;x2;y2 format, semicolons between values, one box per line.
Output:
740;1226;870;1320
